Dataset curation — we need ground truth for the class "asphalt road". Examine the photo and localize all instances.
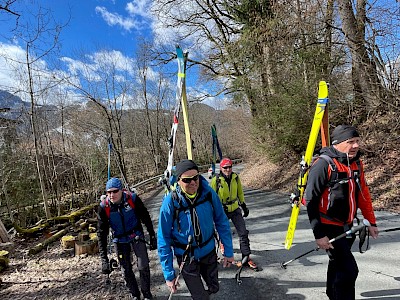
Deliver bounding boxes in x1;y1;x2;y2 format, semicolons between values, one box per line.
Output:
145;165;400;300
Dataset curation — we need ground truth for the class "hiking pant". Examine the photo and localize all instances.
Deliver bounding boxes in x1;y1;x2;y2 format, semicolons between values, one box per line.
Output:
325;226;358;300
226;208;251;257
115;240;152;299
176;249;219;300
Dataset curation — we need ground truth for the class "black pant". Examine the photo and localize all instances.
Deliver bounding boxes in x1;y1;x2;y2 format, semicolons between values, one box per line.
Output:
325;226;358;300
176;249;219;300
226;208;251;257
115;240;152;298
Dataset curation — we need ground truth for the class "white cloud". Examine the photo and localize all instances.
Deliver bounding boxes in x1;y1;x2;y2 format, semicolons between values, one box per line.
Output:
95;6;138;31
96;1;153;31
0;43;26;91
126;0;152;18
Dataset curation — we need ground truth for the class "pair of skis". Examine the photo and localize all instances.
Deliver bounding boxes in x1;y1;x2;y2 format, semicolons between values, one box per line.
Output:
161;46;193;191
210;124;223;177
284;81;330;250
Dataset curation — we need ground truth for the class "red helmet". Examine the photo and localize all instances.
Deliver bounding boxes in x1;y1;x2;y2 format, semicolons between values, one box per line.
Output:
220;158;233;168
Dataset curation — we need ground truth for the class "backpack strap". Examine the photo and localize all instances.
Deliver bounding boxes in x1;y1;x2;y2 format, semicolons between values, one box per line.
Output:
100;198;111;218
100;191;136;219
125;190;136;210
172;190;214;242
318;155;362;188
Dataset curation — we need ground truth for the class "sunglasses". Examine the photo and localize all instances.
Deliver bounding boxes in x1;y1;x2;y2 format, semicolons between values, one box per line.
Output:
107;189;120;194
180;174;199;183
222;166;232;170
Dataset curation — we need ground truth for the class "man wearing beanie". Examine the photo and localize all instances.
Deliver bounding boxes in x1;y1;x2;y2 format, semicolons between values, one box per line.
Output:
158;159;234;299
97;177;157;300
305;125;379;300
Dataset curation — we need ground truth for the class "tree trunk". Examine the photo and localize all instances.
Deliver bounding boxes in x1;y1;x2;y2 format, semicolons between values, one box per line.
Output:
337;0;385;116
26;44;51;219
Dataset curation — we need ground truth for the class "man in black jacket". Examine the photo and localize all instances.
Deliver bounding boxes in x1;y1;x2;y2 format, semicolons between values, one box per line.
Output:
97;177;157;300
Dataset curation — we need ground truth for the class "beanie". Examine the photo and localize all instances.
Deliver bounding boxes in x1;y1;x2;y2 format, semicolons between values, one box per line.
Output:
331;125;360;145
175;159;198;178
106;177;123;191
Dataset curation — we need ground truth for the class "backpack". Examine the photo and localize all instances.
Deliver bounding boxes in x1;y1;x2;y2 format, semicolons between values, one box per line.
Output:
214;173;239;191
170;189;217;249
297;154;362;205
100;190;136;218
312;154;362;188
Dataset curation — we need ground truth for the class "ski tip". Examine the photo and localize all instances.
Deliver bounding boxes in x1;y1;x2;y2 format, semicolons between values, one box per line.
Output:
318;81;329;99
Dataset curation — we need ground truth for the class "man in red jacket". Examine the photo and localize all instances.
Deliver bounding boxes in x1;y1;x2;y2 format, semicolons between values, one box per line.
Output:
305;125;379;300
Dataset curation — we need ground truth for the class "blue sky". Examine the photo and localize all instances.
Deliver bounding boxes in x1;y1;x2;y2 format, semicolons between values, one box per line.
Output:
1;1;155;57
0;0;227;108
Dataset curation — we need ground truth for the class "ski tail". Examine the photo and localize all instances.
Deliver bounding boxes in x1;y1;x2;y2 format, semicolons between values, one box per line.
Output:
178;49;193;160
159;46;186;192
284;81;330;250
211;124;223;177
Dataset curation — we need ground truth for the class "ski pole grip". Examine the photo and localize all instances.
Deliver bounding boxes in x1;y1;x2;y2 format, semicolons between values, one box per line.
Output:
362;219;371;227
350;219;370;234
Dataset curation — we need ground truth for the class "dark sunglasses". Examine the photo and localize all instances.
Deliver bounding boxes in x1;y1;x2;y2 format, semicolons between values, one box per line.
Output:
222;166;232;170
107;189;120;194
180;174;199;183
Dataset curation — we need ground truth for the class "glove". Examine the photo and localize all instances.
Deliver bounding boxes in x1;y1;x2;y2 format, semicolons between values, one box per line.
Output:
149;235;157;251
241;203;249;218
101;259;111;274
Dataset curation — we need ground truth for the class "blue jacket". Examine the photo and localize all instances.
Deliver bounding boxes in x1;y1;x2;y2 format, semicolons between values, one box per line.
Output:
158;175;233;281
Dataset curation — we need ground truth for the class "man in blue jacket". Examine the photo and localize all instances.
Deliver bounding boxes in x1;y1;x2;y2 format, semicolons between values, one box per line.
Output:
158;159;234;300
98;177;157;300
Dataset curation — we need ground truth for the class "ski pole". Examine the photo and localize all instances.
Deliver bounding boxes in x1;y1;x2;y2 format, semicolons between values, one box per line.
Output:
281;219;370;269
235;255;249;285
105;257;119;285
381;227;400;233
168;235;193;300
107;136;112;180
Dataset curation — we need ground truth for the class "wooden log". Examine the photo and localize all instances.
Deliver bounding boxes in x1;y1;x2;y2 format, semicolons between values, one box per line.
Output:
0;242;14;252
0;256;9;272
28;226;71;255
77;232;90;242
0;219;10;243
86;217;98;225
47;203;98;223
74;239;99;256
79;220;89;230
13;222;48;235
0;250;10;272
61;235;76;249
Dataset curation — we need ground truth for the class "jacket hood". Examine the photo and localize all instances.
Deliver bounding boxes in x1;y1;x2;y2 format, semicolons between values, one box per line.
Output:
319;146;361;165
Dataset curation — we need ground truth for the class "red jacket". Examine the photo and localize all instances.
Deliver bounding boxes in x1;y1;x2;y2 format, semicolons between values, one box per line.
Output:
306;147;376;239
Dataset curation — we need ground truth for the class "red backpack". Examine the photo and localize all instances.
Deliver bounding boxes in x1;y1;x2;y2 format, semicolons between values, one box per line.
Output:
101;190;136;218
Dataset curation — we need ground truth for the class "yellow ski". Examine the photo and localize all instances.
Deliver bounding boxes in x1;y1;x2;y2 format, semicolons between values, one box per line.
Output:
176;47;193;160
284;81;330;250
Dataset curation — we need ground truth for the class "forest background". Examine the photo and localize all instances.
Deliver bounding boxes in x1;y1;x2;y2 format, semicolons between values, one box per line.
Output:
0;0;399;231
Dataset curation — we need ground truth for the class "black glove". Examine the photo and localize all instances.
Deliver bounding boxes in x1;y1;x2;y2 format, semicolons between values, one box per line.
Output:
101;259;111;274
241;203;249;218
149;235;157;251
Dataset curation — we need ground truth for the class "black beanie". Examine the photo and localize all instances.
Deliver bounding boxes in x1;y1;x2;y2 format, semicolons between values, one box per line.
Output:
175;159;199;178
331;125;360;145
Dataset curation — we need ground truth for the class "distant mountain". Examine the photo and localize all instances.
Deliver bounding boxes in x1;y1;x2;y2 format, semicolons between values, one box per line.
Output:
0;90;30;120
